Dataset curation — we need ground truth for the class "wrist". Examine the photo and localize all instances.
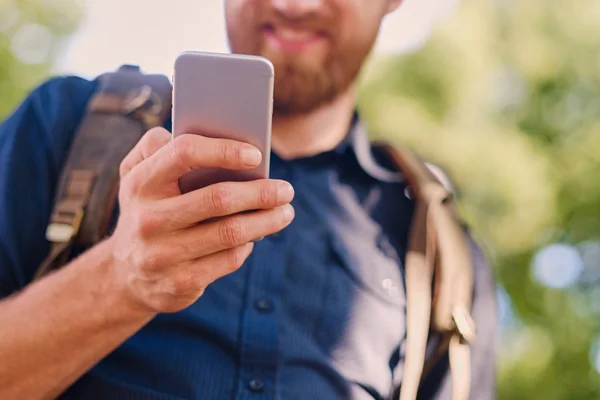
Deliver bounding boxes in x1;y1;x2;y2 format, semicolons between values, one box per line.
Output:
79;238;158;324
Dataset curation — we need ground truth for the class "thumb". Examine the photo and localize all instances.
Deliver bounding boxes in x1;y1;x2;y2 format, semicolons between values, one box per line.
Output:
119;127;171;178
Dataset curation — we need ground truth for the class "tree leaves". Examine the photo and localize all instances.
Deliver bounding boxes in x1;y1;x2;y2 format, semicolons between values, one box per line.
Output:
360;0;600;397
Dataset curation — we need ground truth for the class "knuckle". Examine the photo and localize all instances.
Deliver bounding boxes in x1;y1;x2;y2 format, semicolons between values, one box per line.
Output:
258;183;276;208
122;235;164;274
171;275;195;295
143;127;160;143
216;141;238;164
218;218;246;247
138;213;160;238
131;208;158;238
158;277;178;297
147;126;168;139
136;249;164;273
128;249;148;272
171;135;194;168
132;263;155;282
207;184;233;214
142;128;165;152
120;172;141;199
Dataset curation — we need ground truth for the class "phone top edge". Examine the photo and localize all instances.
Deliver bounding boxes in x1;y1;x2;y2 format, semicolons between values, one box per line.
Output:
174;50;274;77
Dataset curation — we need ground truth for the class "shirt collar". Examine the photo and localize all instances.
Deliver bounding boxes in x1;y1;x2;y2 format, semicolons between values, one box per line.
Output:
341;112;402;183
270;111;403;183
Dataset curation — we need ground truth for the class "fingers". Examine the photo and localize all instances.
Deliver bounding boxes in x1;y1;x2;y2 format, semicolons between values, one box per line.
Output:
191;242;255;286
119;127;172;178
140;134;263;188
130;243;255;313
155;243;254;296
144;204;294;266
152;179;295;231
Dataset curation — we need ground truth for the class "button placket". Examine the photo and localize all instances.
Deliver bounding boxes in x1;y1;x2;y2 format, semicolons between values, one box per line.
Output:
235;227;289;400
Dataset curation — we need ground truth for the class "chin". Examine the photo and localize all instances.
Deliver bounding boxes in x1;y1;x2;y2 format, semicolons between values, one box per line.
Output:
237;42;358;115
272;70;340;115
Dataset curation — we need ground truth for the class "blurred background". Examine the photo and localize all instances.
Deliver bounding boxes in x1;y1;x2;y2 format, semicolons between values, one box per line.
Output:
1;0;600;398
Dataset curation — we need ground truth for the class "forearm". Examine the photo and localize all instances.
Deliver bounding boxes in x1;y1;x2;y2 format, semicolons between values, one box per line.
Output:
0;239;156;400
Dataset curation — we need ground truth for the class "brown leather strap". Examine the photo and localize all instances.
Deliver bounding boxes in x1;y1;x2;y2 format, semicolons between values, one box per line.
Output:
76;66;172;246
33;243;70;281
89;84;167;128
34;170;96;280
34;65;172;280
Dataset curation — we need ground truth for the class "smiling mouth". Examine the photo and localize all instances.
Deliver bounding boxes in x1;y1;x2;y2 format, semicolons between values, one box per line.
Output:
261;24;328;52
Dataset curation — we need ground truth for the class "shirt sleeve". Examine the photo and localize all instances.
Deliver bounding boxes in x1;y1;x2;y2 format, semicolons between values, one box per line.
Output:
0;76;97;297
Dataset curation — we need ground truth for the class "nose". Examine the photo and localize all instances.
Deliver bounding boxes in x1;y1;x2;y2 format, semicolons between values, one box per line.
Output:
270;0;326;20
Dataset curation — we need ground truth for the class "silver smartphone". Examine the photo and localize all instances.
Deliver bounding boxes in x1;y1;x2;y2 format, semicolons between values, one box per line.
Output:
172;51;274;194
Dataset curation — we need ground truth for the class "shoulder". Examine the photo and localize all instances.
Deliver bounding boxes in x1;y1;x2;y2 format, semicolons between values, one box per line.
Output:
369;142;457;194
15;74;97;114
30;74;97;103
1;74;98;149
0;75;98;293
14;75;98;134
0;75;99;176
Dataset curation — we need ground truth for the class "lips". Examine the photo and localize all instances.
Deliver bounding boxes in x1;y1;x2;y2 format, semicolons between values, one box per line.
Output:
262;24;327;52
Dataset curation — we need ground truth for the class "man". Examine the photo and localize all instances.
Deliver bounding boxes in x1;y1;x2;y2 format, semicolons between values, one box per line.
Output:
0;0;497;399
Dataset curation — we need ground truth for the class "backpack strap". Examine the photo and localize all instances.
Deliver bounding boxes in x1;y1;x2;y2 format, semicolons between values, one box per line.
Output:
34;65;172;280
373;143;475;400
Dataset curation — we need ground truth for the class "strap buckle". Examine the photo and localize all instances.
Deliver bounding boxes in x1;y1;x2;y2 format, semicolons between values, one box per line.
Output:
44;170;95;244
122;85;164;128
45;209;84;243
452;305;476;344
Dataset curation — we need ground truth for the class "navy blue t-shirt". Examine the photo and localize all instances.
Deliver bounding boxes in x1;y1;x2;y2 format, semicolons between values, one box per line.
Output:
0;76;497;399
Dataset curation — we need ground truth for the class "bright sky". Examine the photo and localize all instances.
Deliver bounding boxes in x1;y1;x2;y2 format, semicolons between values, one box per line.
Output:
57;0;459;78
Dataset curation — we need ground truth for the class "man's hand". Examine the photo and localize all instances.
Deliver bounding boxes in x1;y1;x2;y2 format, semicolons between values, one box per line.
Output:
0;126;294;400
109;127;295;313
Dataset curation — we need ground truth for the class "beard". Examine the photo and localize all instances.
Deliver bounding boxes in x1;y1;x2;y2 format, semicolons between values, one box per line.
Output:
263;47;363;115
228;27;375;116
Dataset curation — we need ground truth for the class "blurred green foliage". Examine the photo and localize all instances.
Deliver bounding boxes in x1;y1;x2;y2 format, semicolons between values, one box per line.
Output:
359;0;600;398
0;0;82;117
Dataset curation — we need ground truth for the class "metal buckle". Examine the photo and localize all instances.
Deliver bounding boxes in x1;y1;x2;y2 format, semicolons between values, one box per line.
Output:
122;85;163;116
452;305;476;344
45;209;84;243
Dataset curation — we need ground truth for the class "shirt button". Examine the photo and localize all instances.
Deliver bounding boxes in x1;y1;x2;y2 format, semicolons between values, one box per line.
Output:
248;379;264;393
255;299;273;313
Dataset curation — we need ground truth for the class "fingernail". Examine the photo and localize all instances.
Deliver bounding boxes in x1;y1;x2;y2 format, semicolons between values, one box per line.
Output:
277;181;295;202
241;146;262;166
282;204;295;222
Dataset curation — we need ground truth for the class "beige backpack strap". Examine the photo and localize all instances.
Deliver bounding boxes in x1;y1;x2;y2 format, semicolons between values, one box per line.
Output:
34;65;172;281
374;143;475;400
